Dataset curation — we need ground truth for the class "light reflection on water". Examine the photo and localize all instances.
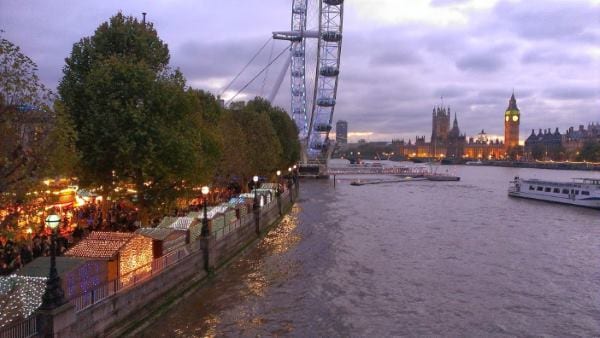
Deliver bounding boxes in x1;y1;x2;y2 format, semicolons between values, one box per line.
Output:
142;166;600;337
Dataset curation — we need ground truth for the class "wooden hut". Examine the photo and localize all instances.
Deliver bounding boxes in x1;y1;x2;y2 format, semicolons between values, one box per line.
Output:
65;232;153;284
135;228;187;258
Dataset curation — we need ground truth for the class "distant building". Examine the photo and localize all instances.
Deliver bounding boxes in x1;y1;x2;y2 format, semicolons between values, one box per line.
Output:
431;106;451;157
524;128;563;160
336;120;348;144
524;123;600;161
504;92;520;152
229;101;245;110
395;97;511;160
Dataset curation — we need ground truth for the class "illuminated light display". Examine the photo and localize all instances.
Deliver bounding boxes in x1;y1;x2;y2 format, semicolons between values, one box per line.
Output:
0;276;47;328
135;228;187;257
65;232;153;285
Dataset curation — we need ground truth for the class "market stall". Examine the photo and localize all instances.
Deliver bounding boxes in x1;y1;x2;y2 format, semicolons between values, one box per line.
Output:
65;232;153;284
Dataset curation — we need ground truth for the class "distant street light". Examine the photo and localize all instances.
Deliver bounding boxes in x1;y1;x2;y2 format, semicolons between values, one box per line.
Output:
40;214;65;310
201;186;209;237
276;170;282;191
253;175;259;209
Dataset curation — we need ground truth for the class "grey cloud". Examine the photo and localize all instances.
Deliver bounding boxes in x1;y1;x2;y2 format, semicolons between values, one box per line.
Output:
493;0;600;41
433;85;470;99
430;0;469;6
456;53;505;72
370;50;421;66
544;87;598;100
521;49;591;65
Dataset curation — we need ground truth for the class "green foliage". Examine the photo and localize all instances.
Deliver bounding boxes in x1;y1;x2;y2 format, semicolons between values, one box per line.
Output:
43;101;80;178
58;13;205;215
0;35;57;204
208;97;300;190
577;140;600;162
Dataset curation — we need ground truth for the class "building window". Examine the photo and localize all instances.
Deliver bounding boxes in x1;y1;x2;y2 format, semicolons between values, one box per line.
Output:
553;188;560;193
562;189;569;194
537;186;543;191
582;191;590;196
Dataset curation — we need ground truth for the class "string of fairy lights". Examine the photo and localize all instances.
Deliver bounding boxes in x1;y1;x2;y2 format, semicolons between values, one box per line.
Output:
0;185;281;327
0;276;47;328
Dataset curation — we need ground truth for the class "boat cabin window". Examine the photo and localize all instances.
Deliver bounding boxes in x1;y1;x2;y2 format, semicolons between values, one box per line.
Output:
562;189;569;194
575;190;579;195
544;187;551;192
553;188;560;193
529;186;535;191
536;186;543;191
582;191;590;196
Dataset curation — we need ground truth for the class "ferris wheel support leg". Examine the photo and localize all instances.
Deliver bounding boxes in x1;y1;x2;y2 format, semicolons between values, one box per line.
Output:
268;56;291;103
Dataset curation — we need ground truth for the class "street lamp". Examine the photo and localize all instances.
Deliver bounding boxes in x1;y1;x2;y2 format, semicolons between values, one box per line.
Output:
40;214;65;310
201;186;209;237
276;170;281;191
253;175;259;208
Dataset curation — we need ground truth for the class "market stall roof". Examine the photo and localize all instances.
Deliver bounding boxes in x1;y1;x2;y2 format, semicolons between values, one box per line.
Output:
17;257;89;278
169;217;196;230
135;227;185;241
228;197;252;205
260;183;279;190
186;211;200;218
198;205;229;220
65;232;135;259
157;216;178;228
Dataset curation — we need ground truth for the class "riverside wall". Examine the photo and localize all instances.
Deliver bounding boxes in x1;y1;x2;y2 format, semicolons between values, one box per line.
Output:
36;185;298;338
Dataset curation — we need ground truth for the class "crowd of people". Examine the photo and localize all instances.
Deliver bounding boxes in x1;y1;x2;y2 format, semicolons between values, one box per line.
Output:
0;232;70;275
0;178;280;276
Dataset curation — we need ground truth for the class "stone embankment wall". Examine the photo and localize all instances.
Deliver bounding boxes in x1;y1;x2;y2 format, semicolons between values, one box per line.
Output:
39;185;298;338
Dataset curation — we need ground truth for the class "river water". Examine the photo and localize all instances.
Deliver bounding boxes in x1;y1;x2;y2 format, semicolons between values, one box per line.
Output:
142;163;600;337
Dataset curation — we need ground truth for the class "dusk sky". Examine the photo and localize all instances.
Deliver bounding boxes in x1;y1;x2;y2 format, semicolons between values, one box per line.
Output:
2;0;599;143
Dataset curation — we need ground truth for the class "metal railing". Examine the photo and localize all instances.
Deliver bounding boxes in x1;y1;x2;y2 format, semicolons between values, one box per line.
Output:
0;314;36;338
71;244;196;312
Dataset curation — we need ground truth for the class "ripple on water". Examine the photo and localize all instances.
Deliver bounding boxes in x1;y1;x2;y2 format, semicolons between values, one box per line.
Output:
144;166;600;336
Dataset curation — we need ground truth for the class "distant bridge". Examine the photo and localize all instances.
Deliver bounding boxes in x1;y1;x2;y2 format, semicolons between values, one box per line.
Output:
327;165;431;176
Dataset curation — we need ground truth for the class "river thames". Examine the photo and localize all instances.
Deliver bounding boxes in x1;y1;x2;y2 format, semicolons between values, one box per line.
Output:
142;163;600;337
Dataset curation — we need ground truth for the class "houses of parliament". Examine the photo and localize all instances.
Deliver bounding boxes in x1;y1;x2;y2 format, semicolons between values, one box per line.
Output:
394;93;521;160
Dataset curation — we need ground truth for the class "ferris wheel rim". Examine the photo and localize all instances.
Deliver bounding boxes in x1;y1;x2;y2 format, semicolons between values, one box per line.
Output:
286;0;344;160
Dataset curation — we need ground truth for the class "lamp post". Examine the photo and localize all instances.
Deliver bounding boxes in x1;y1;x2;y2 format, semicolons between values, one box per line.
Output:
40;214;65;311
287;168;294;204
276;170;282;215
252;175;259;208
253;176;260;235
201;186;209;237
292;164;299;189
276;170;282;193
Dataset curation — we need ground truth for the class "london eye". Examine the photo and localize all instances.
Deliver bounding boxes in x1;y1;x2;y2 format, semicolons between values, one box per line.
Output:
273;0;344;173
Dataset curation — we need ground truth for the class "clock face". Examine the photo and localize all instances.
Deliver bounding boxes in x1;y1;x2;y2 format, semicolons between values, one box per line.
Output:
512;115;519;122
505;116;509;122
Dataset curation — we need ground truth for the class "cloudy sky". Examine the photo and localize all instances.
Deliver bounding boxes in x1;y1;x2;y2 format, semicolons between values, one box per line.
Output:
1;0;599;142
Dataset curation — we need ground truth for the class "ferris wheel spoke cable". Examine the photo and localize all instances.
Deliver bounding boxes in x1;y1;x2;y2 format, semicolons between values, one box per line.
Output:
220;37;272;97
260;40;276;97
225;44;290;106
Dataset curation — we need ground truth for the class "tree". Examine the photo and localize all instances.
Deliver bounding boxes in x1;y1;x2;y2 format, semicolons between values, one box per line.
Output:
578;140;600;162
59;13;207;219
230;99;283;188
0;35;55;204
244;97;300;168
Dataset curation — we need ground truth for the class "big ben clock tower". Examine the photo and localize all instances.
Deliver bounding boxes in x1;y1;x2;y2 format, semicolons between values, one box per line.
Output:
504;91;520;152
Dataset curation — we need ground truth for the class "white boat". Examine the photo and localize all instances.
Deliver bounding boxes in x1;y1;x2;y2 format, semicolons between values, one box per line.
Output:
465;160;483;165
508;177;600;209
